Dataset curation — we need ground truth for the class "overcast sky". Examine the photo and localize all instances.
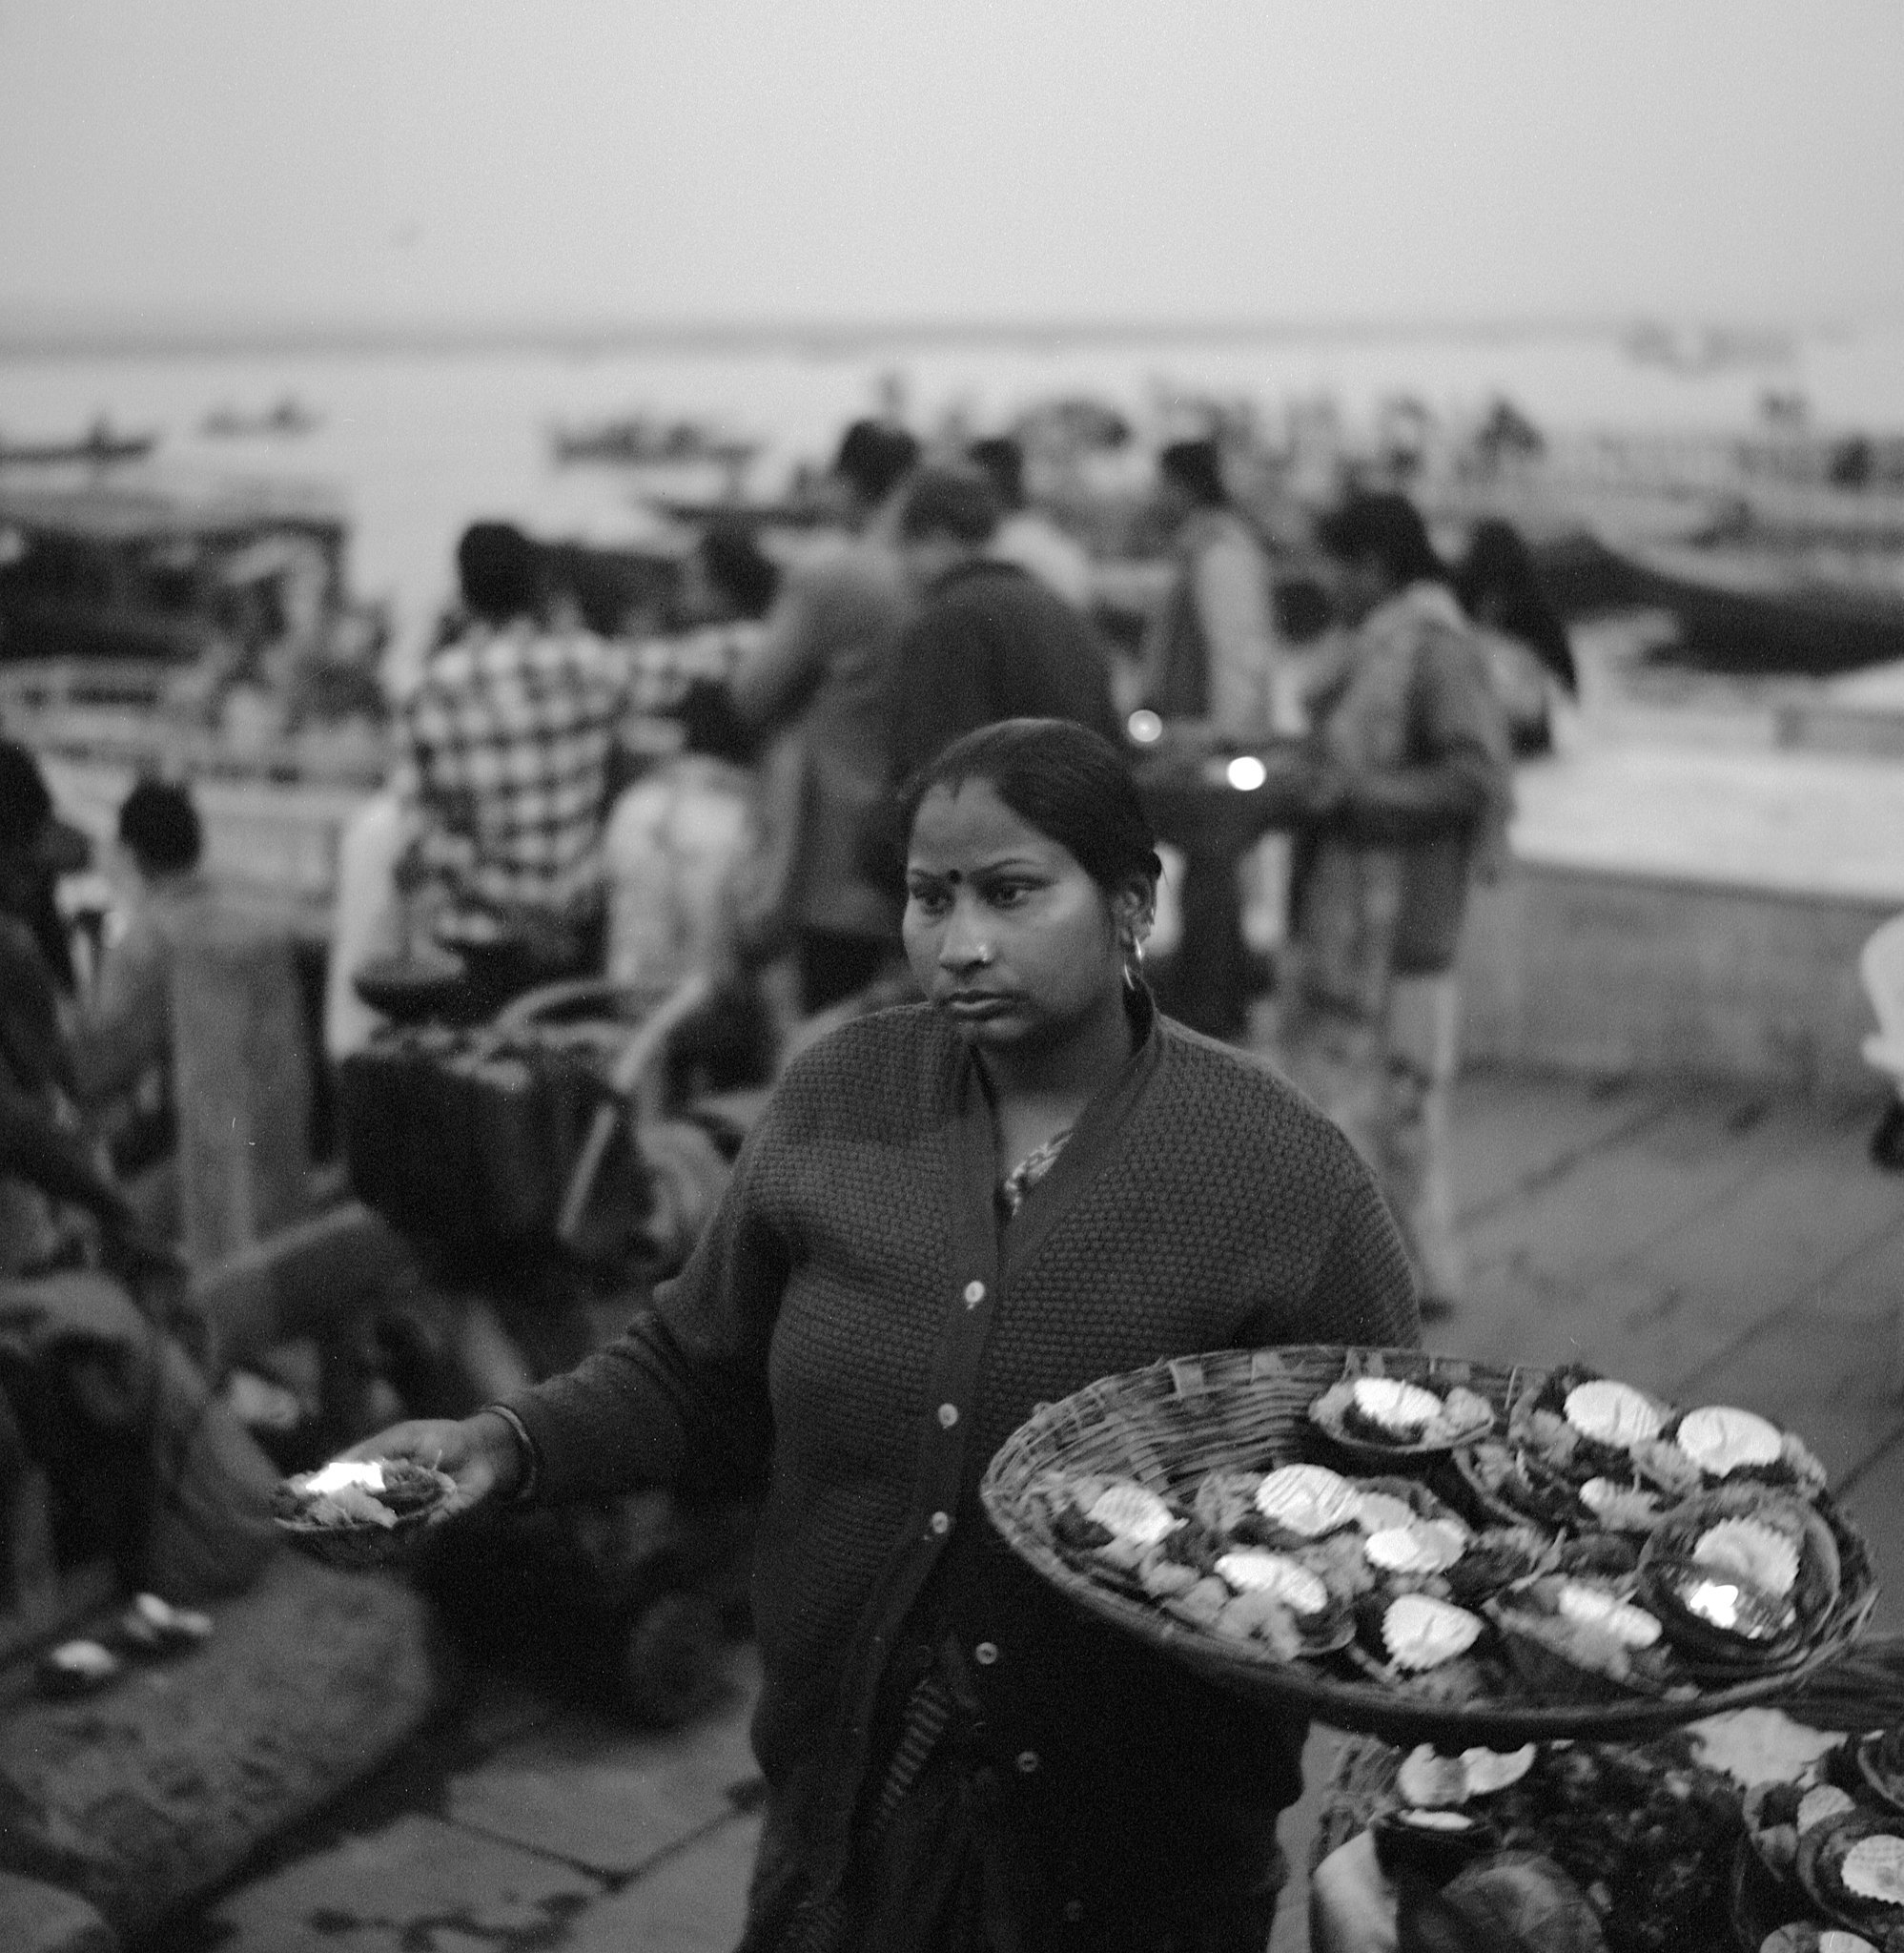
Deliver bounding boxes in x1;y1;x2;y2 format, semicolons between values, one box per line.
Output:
3;0;1901;333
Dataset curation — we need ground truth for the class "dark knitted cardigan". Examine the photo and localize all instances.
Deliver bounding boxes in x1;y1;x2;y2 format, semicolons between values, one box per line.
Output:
507;998;1418;1931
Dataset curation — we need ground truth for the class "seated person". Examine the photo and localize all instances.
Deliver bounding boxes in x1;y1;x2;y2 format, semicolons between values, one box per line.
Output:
1;914;277;1604
0;736;93;1000
1;916;131;1281
70;780;218;1192
392;521;643;997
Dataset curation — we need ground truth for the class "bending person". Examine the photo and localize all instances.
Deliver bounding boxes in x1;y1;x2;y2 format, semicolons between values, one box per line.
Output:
352;717;1418;1953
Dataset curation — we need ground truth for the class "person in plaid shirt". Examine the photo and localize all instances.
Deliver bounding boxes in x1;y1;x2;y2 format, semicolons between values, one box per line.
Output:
394;522;638;964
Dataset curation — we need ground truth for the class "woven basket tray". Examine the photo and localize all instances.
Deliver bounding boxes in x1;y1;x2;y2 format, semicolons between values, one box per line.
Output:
979;1344;1877;1746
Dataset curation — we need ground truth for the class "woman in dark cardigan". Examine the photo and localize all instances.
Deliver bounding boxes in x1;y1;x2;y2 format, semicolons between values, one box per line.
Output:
357;718;1420;1952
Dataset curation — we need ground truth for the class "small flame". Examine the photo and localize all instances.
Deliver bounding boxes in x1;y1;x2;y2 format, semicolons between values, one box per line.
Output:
301;1459;386;1497
1688;1578;1741;1629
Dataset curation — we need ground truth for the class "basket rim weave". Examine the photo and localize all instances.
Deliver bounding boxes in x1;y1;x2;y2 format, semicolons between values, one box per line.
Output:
978;1344;1877;1745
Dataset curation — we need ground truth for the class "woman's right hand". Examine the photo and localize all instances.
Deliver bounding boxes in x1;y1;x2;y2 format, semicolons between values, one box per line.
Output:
339;1412;523;1521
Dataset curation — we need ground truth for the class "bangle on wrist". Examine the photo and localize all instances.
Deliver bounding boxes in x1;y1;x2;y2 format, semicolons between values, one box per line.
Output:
480;1403;541;1506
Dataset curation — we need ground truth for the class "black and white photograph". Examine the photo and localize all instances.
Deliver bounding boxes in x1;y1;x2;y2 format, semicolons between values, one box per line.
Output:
3;5;1904;1949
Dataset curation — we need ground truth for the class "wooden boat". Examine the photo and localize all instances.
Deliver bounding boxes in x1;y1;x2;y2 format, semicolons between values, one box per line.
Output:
0;470;358;667
201;397;322;440
0;420;157;467
548;415;759;473
1530;527;1904;676
649;493;834;531
0;472;390;876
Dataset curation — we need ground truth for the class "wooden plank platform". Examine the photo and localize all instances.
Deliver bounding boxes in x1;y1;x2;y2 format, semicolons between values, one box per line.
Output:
143;1064;1904;1953
1434;1067;1904;1585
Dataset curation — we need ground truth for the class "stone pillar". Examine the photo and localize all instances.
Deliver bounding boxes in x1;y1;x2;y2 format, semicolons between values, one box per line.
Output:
171;921;314;1270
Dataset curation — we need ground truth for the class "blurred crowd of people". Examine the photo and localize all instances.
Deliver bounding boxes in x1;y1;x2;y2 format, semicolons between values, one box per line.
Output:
0;404;1584;1367
0;410;1578;1630
309;415;1579;1316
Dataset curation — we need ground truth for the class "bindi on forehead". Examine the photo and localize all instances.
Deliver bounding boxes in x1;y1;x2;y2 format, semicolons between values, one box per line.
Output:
908;853;1044;884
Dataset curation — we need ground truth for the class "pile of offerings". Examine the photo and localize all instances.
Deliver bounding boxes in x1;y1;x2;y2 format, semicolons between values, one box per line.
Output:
1740;1720;1904;1949
1321;1702;1900;1953
1382;1732;1747;1953
990;1349;1874;1739
272;1458;455;1570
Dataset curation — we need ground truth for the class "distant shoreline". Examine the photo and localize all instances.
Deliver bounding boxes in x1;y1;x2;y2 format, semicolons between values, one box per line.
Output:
0;309;1855;364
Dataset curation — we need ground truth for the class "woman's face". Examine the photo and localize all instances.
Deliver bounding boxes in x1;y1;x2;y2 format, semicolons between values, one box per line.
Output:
903;779;1139;1055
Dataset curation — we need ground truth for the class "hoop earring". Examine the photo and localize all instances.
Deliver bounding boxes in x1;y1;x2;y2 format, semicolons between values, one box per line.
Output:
1122;935;1147;992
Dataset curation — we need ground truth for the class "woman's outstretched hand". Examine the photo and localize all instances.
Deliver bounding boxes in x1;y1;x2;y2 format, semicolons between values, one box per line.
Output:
340;1412;523;1521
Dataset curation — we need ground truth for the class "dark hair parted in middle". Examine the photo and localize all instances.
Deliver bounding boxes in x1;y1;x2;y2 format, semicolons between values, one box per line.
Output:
895;717;1162;894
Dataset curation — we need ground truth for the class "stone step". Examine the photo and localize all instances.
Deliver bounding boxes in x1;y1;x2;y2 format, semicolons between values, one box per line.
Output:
202;1810;603;1953
0;1552;441;1940
559;1812;762;1953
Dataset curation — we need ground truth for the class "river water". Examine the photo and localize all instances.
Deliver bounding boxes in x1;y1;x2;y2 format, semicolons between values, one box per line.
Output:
4;320;1903;650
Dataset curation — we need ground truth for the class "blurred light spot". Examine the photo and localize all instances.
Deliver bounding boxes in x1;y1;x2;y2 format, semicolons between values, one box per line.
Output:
1226;755;1267;791
1128;709;1162;745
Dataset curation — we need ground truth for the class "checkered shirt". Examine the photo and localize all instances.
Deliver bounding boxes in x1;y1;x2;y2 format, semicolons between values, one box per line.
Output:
624;622;755;714
396;622;639;918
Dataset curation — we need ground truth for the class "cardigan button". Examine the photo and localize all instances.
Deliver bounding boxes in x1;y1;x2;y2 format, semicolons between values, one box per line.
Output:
973;1641;999;1666
1062;1900;1085;1923
929;1511;952;1536
963;1280;987;1306
1015;1749;1040;1775
937;1403;959;1429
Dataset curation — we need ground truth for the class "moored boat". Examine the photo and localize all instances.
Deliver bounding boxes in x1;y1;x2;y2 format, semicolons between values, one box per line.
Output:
200;396;322;440
0;469;391;834
0;419;157;467
1530;528;1904;676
